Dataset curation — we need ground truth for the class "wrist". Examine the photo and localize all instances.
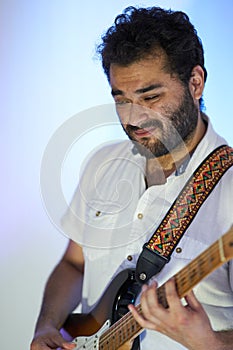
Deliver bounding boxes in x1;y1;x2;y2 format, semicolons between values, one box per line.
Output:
34;316;60;334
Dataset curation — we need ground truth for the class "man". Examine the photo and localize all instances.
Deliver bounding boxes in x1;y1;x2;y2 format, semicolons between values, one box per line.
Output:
31;6;233;350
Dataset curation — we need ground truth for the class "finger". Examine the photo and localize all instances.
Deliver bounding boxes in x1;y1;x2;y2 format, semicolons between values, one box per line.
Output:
184;290;204;311
139;281;170;328
165;278;183;310
128;304;156;330
141;282;159;313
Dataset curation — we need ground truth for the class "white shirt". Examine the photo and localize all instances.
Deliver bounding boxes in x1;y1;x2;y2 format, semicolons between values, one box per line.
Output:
61;119;233;349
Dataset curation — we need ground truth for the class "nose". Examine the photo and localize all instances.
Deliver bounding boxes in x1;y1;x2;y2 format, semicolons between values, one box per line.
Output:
117;102;150;127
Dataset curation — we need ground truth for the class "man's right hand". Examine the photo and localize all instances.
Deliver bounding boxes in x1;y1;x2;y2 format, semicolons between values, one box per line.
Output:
30;326;75;350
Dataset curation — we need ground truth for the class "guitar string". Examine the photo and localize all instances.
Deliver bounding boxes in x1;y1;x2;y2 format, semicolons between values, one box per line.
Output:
99;305;142;349
71;232;232;349
101;254;222;346
99;237;229;348
99;233;233;348
100;257;232;348
97;145;233;349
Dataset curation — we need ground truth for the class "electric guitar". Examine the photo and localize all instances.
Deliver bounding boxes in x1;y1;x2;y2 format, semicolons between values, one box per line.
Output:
63;226;233;350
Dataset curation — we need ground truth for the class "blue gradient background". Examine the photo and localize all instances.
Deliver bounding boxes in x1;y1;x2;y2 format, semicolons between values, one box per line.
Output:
1;1;233;348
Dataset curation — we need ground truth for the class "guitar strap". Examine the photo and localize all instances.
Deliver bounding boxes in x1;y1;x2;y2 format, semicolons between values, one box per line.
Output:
135;144;233;284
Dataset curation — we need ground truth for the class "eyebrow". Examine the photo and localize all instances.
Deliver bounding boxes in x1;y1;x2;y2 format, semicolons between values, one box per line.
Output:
111;83;163;97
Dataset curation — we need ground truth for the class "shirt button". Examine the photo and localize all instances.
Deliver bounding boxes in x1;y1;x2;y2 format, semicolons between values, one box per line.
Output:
176;247;182;253
127;255;133;261
137;213;143;219
95;211;101;217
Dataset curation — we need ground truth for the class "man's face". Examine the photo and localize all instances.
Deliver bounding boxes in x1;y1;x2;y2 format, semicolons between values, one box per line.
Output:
109;55;199;158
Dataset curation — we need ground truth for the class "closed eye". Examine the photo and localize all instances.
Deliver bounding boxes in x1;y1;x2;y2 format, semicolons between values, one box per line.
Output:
144;95;159;101
115;100;131;105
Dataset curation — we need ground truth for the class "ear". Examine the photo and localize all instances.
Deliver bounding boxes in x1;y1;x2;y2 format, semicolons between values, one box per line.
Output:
189;65;205;100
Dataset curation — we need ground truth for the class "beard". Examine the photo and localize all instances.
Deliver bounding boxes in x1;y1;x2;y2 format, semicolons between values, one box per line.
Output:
122;88;199;159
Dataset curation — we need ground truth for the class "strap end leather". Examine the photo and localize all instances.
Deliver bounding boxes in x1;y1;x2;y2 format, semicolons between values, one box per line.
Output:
135;245;170;284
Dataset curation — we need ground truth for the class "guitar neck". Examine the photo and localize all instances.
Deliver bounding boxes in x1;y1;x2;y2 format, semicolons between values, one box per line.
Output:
99;227;233;349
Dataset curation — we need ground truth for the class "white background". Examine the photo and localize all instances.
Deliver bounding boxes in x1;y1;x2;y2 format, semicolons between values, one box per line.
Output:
1;0;233;348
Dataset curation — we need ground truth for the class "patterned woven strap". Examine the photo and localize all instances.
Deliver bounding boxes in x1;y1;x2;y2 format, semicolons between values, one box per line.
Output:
146;145;233;257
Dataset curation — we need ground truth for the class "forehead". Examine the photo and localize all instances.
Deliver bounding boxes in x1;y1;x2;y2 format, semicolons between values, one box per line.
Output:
109;54;174;91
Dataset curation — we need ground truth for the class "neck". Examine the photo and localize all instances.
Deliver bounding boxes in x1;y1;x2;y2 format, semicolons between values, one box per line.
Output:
146;114;207;187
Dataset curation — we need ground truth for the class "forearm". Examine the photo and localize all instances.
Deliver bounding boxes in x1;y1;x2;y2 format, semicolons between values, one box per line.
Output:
35;259;83;332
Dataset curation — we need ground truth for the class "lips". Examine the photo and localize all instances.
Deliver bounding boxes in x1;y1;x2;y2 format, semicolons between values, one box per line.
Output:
134;127;156;137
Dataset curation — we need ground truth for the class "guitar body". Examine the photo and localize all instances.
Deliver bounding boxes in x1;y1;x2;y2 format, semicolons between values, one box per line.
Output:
63;268;141;338
63;227;233;349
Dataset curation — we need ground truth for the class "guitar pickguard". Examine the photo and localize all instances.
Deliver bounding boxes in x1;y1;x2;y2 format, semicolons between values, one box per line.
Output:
69;269;141;350
64;269;141;339
72;319;111;350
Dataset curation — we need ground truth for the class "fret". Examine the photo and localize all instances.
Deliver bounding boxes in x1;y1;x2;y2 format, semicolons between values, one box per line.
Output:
206;247;214;270
100;309;142;349
98;227;233;350
218;236;226;262
175;232;233;298
175;248;217;297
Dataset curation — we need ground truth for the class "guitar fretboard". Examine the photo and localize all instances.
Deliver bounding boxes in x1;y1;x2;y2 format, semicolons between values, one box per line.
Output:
99;227;233;349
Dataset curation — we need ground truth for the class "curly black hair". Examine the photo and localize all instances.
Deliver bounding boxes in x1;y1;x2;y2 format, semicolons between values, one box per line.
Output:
97;6;207;91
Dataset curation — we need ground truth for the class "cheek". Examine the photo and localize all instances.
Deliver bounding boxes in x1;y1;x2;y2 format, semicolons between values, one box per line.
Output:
148;99;176;120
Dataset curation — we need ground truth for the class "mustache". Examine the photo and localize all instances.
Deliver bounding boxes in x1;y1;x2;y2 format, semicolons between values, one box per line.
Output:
125;119;163;133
